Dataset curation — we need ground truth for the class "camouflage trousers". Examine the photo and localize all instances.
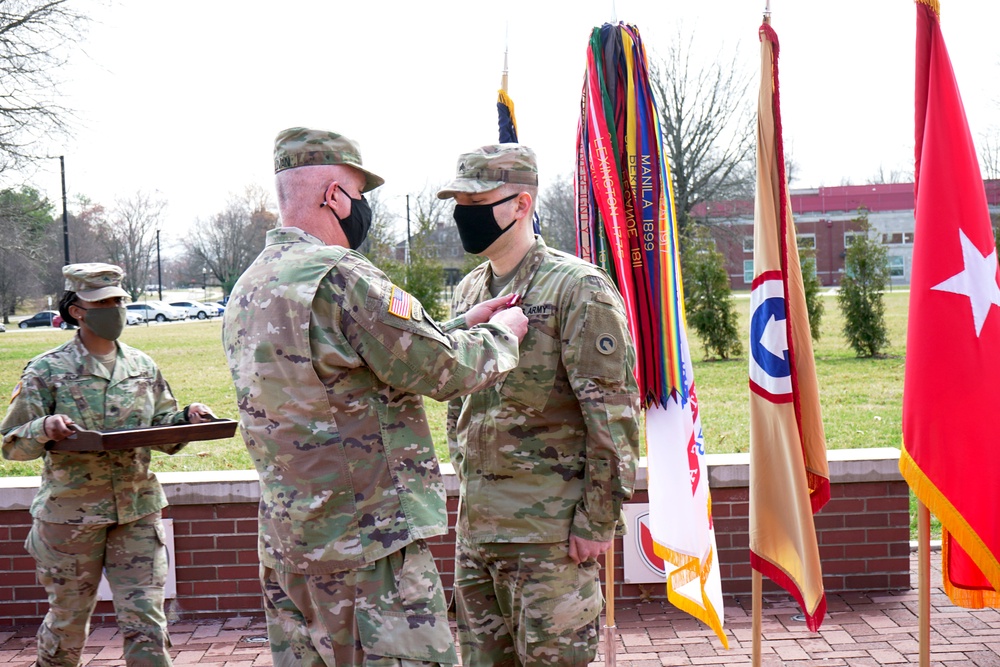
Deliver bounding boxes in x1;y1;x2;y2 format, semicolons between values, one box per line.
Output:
261;539;458;666
25;512;172;667
453;539;602;667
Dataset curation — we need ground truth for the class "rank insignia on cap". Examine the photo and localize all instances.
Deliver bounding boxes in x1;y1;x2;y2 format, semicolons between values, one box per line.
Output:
10;381;21;403
388;286;412;320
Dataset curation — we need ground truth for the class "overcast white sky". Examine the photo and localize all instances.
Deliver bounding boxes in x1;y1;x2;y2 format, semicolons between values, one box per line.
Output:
14;0;1000;251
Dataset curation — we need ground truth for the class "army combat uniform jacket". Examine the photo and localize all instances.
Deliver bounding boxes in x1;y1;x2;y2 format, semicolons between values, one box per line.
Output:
447;236;641;545
222;227;520;575
1;335;189;525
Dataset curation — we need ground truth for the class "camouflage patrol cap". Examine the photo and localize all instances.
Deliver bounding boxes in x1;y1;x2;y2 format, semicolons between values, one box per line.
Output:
273;127;385;192
437;143;538;199
62;263;130;302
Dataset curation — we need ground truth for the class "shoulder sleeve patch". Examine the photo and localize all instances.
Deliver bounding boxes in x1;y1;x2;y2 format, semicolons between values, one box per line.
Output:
387;286;413;320
9;380;22;403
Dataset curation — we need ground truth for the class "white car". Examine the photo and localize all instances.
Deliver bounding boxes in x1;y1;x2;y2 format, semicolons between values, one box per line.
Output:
126;301;186;323
169;300;217;320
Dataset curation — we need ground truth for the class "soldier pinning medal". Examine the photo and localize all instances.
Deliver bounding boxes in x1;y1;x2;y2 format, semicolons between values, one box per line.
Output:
222;128;528;666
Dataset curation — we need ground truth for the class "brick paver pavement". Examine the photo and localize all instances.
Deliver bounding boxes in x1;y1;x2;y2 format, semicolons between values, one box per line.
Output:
2;550;998;666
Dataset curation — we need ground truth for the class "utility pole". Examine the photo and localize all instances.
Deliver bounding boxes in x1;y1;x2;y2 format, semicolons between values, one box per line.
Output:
405;194;412;266
156;229;163;301
59;156;69;265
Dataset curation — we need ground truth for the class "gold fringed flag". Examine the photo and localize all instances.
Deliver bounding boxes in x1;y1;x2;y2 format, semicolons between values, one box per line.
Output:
576;22;727;647
901;0;1000;608
749;21;830;632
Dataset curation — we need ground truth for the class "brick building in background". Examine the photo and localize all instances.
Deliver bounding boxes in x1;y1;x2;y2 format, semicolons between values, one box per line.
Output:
696;180;1000;289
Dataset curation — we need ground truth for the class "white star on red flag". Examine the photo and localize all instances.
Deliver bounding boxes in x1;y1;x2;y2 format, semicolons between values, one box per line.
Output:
931;229;1000;337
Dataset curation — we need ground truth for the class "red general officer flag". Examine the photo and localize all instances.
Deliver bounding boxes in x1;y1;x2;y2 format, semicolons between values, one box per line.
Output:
749;21;830;632
901;0;1000;608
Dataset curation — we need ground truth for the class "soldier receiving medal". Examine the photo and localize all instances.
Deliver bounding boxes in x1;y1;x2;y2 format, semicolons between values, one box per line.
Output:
439;144;642;666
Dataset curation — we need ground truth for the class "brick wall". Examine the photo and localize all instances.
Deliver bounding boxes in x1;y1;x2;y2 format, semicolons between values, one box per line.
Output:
0;448;908;625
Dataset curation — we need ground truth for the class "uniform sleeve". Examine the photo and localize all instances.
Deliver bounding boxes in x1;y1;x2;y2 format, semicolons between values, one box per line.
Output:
445;289;468;478
560;273;641;543
1;371;55;461
324;262;519;402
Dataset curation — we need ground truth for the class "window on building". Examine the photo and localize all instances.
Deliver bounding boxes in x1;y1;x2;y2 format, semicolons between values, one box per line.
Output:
882;232;905;245
889;256;905;277
904;232;914;244
797;234;816;250
844;232;865;246
743;260;754;284
743;236;754;253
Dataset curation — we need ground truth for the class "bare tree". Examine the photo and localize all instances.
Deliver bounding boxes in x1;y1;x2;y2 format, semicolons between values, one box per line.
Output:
357;189;401;268
980;128;1000;180
866;164;912;185
0;186;55;320
538;173;577;254
189;185;276;296
99;191;165;301
650;29;755;240
0;1;90;174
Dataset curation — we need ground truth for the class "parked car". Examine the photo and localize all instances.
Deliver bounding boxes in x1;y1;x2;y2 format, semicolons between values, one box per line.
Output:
18;311;59;328
212;301;227;316
126;310;143;326
169;300;217;320
125;301;185;323
0;322;5;333
52;313;73;330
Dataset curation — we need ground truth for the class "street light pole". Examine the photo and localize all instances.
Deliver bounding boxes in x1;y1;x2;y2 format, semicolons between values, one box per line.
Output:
156;229;163;301
59;156;69;266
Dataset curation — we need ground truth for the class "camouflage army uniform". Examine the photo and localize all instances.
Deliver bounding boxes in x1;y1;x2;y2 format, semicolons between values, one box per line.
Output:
446;235;641;666
222;226;520;666
2;334;191;667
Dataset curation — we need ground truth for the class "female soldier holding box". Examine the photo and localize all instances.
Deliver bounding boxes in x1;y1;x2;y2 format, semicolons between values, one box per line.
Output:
1;262;215;667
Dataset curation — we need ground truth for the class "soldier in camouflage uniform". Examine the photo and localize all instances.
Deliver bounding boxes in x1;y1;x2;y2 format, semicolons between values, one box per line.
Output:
221;128;528;667
1;263;215;667
438;144;642;666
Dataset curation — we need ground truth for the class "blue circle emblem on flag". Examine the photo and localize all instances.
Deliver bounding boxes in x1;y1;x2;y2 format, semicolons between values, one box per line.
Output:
749;276;792;400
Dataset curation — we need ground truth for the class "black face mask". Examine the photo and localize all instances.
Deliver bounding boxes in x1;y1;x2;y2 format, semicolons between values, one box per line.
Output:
452;193;519;255
322;185;372;250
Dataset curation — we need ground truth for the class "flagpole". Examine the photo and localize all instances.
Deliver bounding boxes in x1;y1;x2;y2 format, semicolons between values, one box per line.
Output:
918;500;930;667
753;11;770;667
752;570;762;666
604;544;617;666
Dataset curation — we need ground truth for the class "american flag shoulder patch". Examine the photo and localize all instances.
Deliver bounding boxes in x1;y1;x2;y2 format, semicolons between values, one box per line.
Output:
10;380;22;403
388;286;412;320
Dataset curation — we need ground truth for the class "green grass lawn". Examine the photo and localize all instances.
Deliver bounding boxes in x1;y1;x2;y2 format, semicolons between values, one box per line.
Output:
0;290;935;538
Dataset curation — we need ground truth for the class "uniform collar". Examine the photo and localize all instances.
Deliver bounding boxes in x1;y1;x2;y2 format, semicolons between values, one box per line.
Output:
486;235;548;301
267;226;326;247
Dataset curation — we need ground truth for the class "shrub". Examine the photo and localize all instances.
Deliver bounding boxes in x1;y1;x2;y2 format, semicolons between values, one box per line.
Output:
838;210;890;357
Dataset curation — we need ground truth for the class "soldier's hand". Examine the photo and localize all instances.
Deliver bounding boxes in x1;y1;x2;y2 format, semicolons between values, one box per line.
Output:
43;414;77;442
464;293;521;327
568;534;612;564
489;306;528;342
186;403;217;424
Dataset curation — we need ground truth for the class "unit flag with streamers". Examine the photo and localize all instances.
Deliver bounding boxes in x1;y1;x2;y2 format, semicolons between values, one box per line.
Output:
575;22;727;647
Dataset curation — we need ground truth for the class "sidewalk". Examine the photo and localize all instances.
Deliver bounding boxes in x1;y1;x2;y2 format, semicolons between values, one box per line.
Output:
1;550;998;666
